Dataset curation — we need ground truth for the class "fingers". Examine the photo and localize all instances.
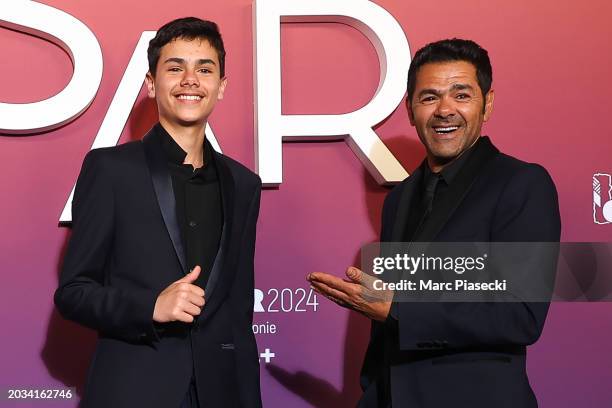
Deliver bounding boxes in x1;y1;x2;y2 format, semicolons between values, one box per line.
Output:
177;288;205;312
308;272;333;282
175;266;205;297
153;270;206;323
309;271;360;307
187;291;205;308
309;272;354;293
311;268;374;289
177;265;201;284
310;280;352;307
346;267;393;302
177;282;204;298
345;267;363;284
346;266;378;288
170;294;204;322
308;269;394;321
182;301;202;317
175;311;195;323
176;289;205;307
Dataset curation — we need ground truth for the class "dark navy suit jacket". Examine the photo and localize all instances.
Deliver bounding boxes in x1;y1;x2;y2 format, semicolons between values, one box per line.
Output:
55;126;262;408
359;137;561;407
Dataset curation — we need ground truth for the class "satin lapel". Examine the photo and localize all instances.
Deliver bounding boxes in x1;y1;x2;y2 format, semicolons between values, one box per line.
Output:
142;128;187;274
413;137;499;243
203;145;234;303
390;167;423;242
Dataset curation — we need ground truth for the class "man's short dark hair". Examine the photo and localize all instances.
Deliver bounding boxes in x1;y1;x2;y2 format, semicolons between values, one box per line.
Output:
148;17;226;78
406;38;492;103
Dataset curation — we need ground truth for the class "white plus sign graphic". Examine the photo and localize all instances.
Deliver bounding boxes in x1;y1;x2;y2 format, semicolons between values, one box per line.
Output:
260;348;276;364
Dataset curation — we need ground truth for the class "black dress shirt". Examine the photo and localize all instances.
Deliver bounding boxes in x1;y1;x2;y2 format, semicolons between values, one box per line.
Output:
158;124;223;289
388;138;482;321
402;137;480;242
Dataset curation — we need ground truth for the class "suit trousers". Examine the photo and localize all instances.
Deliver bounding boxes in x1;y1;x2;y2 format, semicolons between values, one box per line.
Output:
180;377;199;408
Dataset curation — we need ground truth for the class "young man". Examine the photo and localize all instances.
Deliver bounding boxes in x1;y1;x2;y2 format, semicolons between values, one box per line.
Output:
309;39;560;407
55;17;262;408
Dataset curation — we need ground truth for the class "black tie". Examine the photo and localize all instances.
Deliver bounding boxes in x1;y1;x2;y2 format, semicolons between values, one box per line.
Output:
408;173;442;242
423;173;441;214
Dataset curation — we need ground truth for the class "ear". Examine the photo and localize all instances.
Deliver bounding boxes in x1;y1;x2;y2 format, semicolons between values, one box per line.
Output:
217;77;228;100
406;98;416;126
483;89;495;122
145;72;155;99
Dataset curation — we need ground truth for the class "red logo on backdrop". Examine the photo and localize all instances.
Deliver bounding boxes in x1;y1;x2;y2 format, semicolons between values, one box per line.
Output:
593;173;612;224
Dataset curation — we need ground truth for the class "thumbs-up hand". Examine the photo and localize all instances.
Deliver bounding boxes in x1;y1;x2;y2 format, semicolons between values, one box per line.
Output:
153;266;206;323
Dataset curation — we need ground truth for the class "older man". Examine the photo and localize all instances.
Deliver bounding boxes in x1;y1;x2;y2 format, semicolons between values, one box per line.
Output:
308;39;560;407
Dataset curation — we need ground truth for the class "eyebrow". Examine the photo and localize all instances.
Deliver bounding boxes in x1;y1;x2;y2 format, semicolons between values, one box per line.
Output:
417;83;475;98
163;57;217;66
450;83;475;92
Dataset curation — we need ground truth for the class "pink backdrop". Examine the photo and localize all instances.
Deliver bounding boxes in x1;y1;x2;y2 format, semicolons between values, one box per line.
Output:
1;0;611;406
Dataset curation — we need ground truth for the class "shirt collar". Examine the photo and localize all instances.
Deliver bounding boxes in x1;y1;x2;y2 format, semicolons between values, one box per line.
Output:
156;123;212;169
423;136;482;185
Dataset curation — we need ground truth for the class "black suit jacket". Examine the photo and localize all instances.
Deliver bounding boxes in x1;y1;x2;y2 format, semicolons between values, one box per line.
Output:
55;126;262;408
359;137;561;407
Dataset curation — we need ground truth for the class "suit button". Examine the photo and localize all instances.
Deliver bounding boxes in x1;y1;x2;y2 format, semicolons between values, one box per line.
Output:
189;220;197;228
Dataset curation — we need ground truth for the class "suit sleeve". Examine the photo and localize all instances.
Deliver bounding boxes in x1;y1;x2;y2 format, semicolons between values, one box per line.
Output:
394;164;561;350
54;150;159;343
230;179;262;407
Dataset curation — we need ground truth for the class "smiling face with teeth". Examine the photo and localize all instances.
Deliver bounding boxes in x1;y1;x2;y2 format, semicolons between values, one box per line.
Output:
145;37;227;134
407;60;494;172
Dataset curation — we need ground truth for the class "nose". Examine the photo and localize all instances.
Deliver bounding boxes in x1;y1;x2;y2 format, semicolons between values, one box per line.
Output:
434;95;455;119
180;68;199;87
